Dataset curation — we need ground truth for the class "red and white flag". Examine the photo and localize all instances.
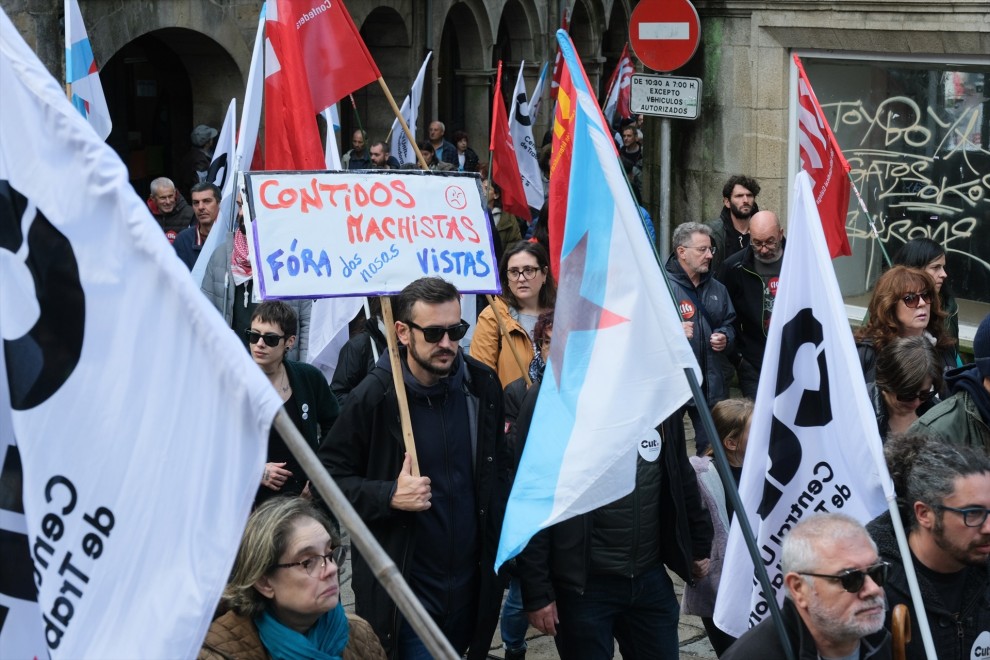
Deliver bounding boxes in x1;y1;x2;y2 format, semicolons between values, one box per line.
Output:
491;61;531;222
548;7;570;104
279;0;379;112
602;43;634;128
794;54;851;259
264;1;325;169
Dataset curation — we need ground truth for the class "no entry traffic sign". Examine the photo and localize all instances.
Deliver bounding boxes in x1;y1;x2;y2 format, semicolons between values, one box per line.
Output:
629;0;701;73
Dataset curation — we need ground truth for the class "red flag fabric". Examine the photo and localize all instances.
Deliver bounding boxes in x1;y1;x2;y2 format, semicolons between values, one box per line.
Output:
491;61;530;221
794;54;852;258
602;43;634;127
264;2;325;170
279;0;380;111
549;8;570;104
548;43;609;278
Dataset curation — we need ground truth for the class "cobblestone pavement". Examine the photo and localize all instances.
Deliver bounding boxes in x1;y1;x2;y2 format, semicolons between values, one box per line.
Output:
337;425;718;659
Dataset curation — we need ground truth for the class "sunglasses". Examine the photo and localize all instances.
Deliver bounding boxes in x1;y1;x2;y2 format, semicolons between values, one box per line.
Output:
894;388;936;403
798;561;889;593
406;320;470;343
244;329;286;347
901;291;932;309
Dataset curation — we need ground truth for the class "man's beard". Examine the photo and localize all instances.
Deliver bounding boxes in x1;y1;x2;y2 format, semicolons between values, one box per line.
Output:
933;511;990;567
730;200;754;220
409;333;456;377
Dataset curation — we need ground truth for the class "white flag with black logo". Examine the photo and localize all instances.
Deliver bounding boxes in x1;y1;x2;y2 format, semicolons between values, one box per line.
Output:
0;10;281;657
509;61;545;212
390;51;432;166
713;172;894;638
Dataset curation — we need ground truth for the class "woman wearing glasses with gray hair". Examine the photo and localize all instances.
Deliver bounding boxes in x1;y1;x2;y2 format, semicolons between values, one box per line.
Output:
199;497;385;659
868;335;943;440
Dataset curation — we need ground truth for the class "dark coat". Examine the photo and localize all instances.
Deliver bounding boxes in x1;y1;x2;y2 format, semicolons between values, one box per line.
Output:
867;510;990;660
721;242;783;372
721;597;891;660
665;254;736;405
319;351;511;660
329;318;388;407
513;385;713;612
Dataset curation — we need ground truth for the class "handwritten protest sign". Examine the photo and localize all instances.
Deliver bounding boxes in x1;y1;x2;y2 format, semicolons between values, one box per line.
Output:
244;170;500;298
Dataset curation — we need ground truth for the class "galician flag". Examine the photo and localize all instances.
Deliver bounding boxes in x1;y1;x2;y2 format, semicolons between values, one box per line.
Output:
0;9;282;655
64;0;111;140
390;52;433;166
713;171;893;637
495;30;699;569
509;61;546;211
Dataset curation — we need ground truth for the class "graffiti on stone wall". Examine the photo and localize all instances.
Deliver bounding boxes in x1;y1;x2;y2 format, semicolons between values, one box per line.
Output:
820;76;990;303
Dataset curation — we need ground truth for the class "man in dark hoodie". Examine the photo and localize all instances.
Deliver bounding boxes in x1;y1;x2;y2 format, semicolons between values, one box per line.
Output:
666;221;735;455
910;313;990;451
320;277;509;660
705;174;760;276
867;433;990;660
148;176;194;243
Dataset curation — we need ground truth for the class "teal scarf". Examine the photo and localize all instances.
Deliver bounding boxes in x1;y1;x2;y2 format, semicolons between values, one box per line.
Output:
255;601;349;660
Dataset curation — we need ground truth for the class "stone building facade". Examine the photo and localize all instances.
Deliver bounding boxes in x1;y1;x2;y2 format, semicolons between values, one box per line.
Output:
4;0;988;328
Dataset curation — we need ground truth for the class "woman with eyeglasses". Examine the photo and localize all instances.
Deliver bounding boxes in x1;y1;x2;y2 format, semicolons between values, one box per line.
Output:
199;497;385;660
471;242;557;388
893;238;960;359
247;301;339;506
855;266;956;388
868;336;943;440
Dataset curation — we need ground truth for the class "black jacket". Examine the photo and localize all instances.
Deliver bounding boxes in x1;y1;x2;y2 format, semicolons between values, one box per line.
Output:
513;384;713;611
329;318;388;407
665;254;736;405
319;350;511;660
867;511;990;660
721;597;891;659
721;242;783;372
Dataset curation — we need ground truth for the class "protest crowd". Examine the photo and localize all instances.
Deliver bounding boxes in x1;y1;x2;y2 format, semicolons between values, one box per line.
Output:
2;3;989;660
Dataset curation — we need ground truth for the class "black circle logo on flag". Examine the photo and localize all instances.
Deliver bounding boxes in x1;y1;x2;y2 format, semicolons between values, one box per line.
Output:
0;180;85;410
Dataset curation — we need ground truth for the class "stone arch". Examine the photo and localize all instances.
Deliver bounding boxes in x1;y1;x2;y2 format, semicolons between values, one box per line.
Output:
100;28;243;199
570;0;607;93
602;1;631;98
439;1;492;146
351;6;410;148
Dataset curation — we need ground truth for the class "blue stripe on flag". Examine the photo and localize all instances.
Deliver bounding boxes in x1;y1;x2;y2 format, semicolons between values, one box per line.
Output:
67;39;95;83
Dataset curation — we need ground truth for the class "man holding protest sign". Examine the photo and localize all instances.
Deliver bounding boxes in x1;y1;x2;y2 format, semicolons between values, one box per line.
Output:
319;277;509;660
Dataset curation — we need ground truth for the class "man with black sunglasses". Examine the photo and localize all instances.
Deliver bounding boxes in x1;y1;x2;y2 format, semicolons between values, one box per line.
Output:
723;514;891;659
320;277;509;660
867;433;990;660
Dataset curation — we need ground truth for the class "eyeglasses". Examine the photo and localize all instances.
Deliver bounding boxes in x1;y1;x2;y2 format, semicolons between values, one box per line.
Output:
894;388;936;403
683;245;716;255
933;505;990;528
244;329;287;347
901;291;932;309
274;546;347;577
506;266;543;281
750;237;779;250
406;320;470;343
797;561;889;593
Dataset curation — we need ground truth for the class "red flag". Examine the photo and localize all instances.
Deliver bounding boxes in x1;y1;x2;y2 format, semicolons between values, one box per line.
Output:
547;37;609;278
265;2;325;169
548;8;570;104
279;0;380;111
794;54;852;258
491;61;530;222
602;43;634;127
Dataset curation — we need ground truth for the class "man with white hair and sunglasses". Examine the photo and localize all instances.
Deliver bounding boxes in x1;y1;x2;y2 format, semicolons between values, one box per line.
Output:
723;513;891;659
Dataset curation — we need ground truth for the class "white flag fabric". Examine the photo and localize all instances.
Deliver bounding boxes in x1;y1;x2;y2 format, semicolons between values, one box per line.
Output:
64;0;111;140
495;32;699;569
236;3;265;174
390;51;432;166
321;105;342;170
713;171;894;637
528;61;549;123
509;62;545;211
0;10;282;657
191;98;237;286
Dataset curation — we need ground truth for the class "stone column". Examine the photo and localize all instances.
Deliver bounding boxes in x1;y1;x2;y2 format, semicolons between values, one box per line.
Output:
456;68;497;160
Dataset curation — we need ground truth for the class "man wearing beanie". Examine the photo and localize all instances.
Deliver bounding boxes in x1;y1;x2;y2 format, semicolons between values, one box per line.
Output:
178;123;218;201
911;313;990;452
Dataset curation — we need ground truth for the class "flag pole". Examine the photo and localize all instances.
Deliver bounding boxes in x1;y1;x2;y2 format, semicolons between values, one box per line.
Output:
378;296;422;476
847;171;892;267
271;410;458;660
485;295;532;387
886;497;938;658
376;77;430;171
348;94;364;133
